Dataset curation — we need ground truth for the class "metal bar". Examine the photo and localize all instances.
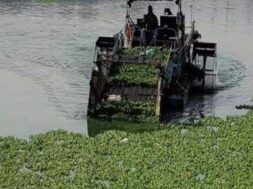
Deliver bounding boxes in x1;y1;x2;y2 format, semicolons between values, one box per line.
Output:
156;77;162;116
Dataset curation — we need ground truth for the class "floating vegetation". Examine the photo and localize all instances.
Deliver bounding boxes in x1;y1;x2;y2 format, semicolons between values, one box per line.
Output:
236;104;253;110
1;113;253;188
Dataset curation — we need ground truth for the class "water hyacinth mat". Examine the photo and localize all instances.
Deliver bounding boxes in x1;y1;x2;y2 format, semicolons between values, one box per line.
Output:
0;114;253;188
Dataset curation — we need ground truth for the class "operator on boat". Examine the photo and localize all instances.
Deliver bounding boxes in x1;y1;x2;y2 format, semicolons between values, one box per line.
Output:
141;5;158;46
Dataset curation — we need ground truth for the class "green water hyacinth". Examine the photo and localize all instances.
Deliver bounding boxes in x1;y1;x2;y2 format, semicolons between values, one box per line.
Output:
118;47;170;61
95;100;156;120
1;113;253;188
110;47;170;87
109;63;159;87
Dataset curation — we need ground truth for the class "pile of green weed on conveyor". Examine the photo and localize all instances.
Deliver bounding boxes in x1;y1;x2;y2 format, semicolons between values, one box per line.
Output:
1;113;253;188
109;47;170;87
117;47;170;64
109;63;159;87
95;100;156;121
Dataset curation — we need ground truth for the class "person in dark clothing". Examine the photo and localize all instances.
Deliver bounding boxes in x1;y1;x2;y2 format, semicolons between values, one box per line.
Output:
144;5;158;30
141;5;158;46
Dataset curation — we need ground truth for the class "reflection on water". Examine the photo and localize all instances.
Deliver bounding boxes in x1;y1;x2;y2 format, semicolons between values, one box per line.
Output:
0;0;253;138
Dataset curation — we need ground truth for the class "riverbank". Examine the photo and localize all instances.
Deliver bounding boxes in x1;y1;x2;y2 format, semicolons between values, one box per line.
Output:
1;112;252;188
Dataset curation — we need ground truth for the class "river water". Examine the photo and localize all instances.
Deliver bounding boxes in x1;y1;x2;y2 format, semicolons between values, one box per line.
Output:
0;0;252;138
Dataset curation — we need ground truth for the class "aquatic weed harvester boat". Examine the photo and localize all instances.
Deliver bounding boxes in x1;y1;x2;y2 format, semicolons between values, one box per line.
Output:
88;0;217;122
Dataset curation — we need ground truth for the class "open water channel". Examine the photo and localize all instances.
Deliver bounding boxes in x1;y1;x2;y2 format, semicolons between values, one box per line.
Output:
0;0;252;138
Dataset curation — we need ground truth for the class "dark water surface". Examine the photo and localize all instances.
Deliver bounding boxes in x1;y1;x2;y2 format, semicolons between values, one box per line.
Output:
0;0;252;138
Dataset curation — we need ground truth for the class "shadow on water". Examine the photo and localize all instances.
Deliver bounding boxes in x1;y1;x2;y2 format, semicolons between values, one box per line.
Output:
87;118;161;137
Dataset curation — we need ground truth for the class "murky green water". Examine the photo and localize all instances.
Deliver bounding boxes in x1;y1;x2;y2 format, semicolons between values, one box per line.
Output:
0;0;252;138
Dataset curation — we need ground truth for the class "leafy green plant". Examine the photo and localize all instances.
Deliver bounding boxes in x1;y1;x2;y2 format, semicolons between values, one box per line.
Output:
109;64;158;87
117;47;170;63
95;100;156;120
110;47;170;87
1;112;253;188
